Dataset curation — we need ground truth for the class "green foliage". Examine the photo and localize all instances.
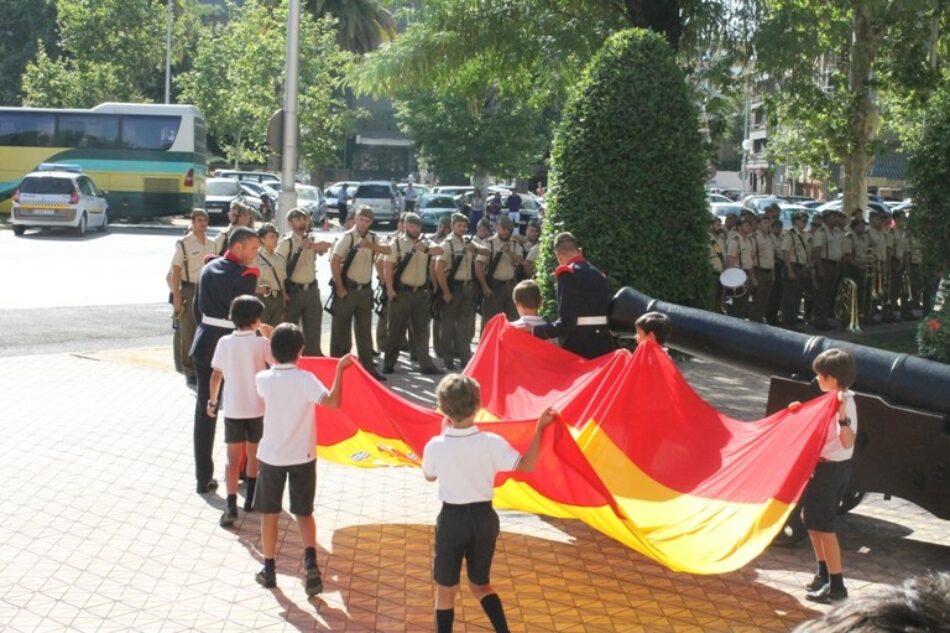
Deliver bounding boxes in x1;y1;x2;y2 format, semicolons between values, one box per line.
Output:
917;278;950;363
177;0;358;170
538;29;710;313
0;0;58;105
909;75;950;277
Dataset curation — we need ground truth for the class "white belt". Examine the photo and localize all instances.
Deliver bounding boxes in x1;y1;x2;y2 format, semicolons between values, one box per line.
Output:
576;316;608;326
202;315;235;329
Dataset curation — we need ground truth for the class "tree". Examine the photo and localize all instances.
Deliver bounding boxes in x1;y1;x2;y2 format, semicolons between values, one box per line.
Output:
304;0;396;54
755;0;945;212
21;0;167;108
178;0;357;170
0;0;58;105
538;29;709;311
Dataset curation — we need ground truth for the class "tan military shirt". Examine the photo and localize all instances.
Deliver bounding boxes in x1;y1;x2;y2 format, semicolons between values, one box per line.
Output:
213;225;238;256
867;227;888;264
438;235;475;281
842;232;870;265
475;235;526;282
771;234;784;263
753;231;774;270
256;249;286;294
812;225;829;258
815;226;844;262
709;233;726;273
525;243;540;264
171;232;216;284
726;234;755;270
385;233;435;288
891;227;906;261
781;227;809;266
332;229;379;285
907;232;922;264
277;232;317;284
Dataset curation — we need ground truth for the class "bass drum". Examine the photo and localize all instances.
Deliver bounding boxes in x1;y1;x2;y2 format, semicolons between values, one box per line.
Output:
719;268;749;305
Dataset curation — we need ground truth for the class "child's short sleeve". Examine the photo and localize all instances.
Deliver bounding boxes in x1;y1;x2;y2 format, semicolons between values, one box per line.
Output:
309;375;329;405
487;433;521;473
421;440;435;479
211;337;228;371
255;371;266;399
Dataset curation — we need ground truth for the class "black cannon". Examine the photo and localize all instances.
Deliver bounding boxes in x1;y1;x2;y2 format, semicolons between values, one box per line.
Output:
609;287;950;542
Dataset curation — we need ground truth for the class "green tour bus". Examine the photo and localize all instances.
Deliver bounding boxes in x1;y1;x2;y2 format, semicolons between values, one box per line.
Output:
0;102;206;220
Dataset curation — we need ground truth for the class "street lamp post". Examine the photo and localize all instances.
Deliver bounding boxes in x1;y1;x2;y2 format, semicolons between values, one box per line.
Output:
164;0;173;104
277;0;301;234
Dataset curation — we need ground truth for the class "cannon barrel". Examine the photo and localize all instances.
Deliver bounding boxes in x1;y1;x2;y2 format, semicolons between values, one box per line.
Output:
610;287;950;417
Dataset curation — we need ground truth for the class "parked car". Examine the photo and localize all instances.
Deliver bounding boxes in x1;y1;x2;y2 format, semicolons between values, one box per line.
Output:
214;170;280;187
205;177;260;224
10;164;109;236
324;181;359;213
351;181;400;226
710;202;744;219
783;195;817;205
417;194;460;233
707;193;733;204
815;199;892;220
296;184;327;225
743;195;788;213
775;203;812;229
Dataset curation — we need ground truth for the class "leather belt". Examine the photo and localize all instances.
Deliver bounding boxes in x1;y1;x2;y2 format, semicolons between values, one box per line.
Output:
180;281;196;288
345;280;371;291
576;316;608;326
202;315;234;329
754;266;773;272
397;283;426;293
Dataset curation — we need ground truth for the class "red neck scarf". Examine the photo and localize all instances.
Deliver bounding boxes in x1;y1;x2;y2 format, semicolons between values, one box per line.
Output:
223;250;260;278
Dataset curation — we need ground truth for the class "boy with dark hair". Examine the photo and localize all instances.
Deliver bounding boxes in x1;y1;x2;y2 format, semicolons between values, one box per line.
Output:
423;374;556;633
253;323;355;595
510;280;545;331
208;295;274;527
789;348;858;603
634;311;672;346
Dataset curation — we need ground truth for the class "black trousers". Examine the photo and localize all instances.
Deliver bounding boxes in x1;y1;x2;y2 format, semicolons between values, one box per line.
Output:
192;353;217;484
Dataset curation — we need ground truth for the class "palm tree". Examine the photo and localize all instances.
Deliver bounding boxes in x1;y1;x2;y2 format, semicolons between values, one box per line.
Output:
304;0;396;54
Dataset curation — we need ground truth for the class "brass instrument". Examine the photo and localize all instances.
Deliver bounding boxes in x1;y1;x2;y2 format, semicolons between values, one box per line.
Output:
902;267;913;307
833;277;862;333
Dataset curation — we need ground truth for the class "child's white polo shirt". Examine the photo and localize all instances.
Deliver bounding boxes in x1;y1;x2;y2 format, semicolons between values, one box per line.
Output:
819;390;858;462
211;330;273;418
255;364;328;466
422;426;521;504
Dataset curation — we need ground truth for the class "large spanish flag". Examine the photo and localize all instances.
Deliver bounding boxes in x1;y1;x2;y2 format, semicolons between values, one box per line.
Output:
301;316;837;574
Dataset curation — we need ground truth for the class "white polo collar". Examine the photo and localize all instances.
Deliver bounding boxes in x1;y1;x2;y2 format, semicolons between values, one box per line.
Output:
233;330;256;336
273;363;297;370
444;426;480;437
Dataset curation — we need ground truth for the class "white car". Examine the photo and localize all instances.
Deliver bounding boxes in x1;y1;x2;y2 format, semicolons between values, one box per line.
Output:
351;181;399;226
10;164;109;236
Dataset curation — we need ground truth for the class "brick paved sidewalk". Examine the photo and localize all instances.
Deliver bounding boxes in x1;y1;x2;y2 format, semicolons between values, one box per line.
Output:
0;349;947;632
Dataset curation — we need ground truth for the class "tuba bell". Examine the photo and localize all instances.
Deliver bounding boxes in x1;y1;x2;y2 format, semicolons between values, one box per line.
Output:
833;277;862;333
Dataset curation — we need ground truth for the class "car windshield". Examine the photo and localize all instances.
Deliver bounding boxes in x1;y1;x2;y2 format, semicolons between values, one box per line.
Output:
207;180;240;196
356;184;392;198
297;188;316;201
422;196;457;209
20;176;74;195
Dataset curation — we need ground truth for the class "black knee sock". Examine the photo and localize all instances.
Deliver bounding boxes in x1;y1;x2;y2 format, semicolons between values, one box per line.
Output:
226;494;237;513
829;573;845;590
816;560;828;580
304;547;317;568
480;594;510;633
435;608;454;633
244;478;256;507
264;558;275;574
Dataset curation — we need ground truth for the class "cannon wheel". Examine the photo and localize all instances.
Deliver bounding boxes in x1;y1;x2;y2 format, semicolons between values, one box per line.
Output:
837;490;865;514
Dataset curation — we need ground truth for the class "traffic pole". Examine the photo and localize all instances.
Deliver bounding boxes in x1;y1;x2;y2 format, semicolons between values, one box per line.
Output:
277;0;301;234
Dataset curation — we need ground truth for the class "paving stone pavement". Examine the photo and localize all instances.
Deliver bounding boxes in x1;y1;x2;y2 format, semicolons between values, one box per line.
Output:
1;347;948;633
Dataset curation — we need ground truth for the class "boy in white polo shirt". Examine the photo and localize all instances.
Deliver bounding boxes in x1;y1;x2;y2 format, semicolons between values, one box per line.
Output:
207;295;274;528
422;374;556;633
253;323;354;595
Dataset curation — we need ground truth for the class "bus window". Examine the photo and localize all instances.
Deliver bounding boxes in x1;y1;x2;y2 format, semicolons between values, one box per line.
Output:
56;114;119;149
0;112;55;146
194;118;207;156
120;115;181;150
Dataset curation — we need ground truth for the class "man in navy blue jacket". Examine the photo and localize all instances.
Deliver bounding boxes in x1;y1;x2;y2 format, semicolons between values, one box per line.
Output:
191;227;261;493
530;232;613;359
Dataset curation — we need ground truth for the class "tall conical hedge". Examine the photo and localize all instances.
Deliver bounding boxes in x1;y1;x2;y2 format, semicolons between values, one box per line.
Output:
538;29;709;310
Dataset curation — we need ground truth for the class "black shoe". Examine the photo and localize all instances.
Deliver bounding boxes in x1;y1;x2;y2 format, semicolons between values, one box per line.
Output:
382;365;395;374
304;565;323;596
805;574;828;592
255;568;276;589
806;583;848;603
196;478;219;494
243;499;254;513
443;360;457;371
367;369;388;382
219;508;237;528
185;375;197;387
419;366;443;376
372;349;381;357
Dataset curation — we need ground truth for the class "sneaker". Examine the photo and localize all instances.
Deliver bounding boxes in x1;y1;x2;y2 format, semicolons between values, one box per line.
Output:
805;574;827;592
806;583;848;603
255;568;276;589
304;565;323;596
219;508;238;528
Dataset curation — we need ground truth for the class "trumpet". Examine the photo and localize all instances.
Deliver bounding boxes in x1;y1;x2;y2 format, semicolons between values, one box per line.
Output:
834;277;862;333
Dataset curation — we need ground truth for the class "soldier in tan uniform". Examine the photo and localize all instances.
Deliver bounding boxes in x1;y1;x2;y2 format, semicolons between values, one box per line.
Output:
170;208;216;385
766;218;785;324
781;211;810;327
435;213;480;370
750;214;775;323
382;212;444;375
867;210;891;321
519;221;542;279
841;217;870;323
904;219;924;314
330;206;390;381
725;216;756;319
255;223;286;326
475;215;526;330
890;210;909;319
811;209;843;330
430;215;453;361
708;216;726;312
278;208;332;356
214;201;255;255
